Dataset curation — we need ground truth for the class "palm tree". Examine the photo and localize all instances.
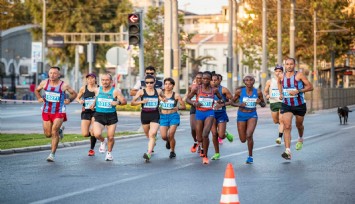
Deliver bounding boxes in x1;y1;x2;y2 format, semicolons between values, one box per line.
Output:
187;55;216;78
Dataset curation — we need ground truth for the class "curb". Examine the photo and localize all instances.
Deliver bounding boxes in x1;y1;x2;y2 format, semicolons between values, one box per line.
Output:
0;133;145;155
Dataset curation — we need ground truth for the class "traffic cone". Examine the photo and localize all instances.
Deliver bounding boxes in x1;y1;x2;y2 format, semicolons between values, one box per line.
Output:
220;163;240;204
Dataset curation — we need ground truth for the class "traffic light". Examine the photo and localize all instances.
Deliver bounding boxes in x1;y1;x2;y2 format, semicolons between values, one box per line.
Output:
128;13;141;46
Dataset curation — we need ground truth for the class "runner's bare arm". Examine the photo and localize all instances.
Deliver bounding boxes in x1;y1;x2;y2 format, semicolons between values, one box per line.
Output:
257;89;266;107
63;84;77;104
222;87;233;106
264;80;271;99
297;72;314;93
75;86;85;104
176;93;186;110
131;90;146;106
35;80;47;103
114;89;127;105
185;87;198;106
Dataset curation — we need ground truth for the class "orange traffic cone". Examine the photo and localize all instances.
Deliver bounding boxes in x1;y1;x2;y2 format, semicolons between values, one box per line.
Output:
220;163;240;204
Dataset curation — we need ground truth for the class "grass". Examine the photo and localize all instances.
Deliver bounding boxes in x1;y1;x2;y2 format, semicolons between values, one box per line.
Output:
0;131;140;150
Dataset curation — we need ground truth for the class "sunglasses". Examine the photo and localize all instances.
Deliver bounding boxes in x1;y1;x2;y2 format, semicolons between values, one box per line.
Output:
146;72;154;75
145;81;154;84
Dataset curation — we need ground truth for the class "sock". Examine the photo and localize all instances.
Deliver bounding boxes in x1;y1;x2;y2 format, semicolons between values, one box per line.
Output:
279;133;283;138
90;136;97;150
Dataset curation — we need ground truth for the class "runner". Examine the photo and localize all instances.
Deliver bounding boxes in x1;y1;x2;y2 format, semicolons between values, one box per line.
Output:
76;73;99;156
159;78;186;159
264;65;284;144
91;73;127;161
34;66;77;162
277;58;313;160
131;75;164;162
185;72;203;154
130;66;163;96
231;75;266;164
210;73;234;161
186;71;224;164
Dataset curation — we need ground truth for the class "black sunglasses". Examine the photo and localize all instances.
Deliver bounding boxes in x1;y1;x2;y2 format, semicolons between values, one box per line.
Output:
146;72;154;75
145;81;154;84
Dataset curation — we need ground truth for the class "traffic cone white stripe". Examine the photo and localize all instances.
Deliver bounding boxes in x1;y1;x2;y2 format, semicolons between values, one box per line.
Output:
220;195;240;203
223;178;237;187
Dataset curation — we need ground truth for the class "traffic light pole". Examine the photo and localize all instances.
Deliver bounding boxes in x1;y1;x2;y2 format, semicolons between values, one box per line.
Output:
139;10;145;80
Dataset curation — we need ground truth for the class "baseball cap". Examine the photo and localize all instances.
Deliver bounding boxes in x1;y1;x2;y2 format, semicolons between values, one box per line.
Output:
86;73;96;78
274;65;283;71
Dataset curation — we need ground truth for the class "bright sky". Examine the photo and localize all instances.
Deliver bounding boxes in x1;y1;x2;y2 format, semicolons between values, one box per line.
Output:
178;0;228;15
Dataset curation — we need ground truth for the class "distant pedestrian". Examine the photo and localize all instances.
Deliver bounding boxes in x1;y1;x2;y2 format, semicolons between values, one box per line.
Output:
75;73;99;156
35;66;77;162
130;66;163;96
277;58;313;160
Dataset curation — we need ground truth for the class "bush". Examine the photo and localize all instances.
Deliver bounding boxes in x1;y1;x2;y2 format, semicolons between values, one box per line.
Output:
116;103;191;112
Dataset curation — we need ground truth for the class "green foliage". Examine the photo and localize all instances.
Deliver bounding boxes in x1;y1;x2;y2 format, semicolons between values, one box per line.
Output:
24;0;133;71
239;0;354;68
116;104;141;112
0;0;32;29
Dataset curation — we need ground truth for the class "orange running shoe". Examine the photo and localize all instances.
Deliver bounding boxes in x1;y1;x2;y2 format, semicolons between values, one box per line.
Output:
199;149;205;157
88;149;95;156
202;157;209;164
190;143;198;153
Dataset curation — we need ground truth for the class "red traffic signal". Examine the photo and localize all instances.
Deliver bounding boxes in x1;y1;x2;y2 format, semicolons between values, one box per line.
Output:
128;13;141;46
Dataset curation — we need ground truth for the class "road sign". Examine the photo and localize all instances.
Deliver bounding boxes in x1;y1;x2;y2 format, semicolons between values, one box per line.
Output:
128;14;139;23
106;47;128;66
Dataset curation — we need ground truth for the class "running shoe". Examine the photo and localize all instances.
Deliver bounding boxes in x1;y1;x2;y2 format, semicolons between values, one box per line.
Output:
169;151;176;159
225;130;234;143
199;149;205;157
281;149;292;160
295;138;304;150
202;157;209;164
211;153;220;160
143;153;151;162
190;143;198;153
275;137;282;144
99;140;107;153
59;126;65;140
246;156;253;164
218;137;223;144
166;140;171;149
88;149;95;156
46;153;55;162
105;152;113;161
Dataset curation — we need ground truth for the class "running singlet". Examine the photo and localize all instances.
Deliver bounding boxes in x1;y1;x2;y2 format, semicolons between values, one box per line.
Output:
214;85;226;112
196;85;214;111
141;89;159;112
95;87;116;113
269;78;282;103
240;87;258;111
281;71;305;106
82;85;96;111
42;80;65;114
160;92;177;110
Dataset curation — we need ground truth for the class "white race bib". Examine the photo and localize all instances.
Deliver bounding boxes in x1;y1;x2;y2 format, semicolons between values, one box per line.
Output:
97;98;113;109
283;88;298;98
45;91;60;102
160;99;175;110
198;97;214;109
84;97;95;109
270;89;280;98
243;97;257;108
143;98;159;109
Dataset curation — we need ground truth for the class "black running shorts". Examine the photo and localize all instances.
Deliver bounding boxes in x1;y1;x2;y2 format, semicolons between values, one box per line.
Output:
280;103;307;116
94;112;118;126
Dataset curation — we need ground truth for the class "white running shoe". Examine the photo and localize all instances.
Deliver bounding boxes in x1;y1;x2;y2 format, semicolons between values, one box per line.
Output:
46;153;55;162
275;137;282;144
105;152;113;161
99;139;107;153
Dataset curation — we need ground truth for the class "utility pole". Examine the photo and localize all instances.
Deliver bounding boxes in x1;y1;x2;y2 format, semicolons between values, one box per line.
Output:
290;0;295;58
227;0;233;91
233;0;238;90
172;0;180;93
261;0;267;91
164;0;172;79
277;0;282;65
139;10;144;80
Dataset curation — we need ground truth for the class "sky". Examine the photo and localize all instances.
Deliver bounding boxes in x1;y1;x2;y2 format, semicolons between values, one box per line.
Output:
177;0;229;15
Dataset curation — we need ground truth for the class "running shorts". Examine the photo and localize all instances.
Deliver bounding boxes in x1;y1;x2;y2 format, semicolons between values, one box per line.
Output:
280;103;307;116
141;110;160;124
236;111;258;122
195;109;215;121
160;112;180;127
214;111;229;123
94;112;118;126
42;112;67;123
270;102;282;112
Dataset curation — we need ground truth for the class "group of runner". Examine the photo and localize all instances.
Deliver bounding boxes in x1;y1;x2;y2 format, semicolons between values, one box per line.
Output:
35;57;313;164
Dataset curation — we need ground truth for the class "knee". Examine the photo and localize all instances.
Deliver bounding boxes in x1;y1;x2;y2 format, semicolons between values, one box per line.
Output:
284;124;292;130
296;123;304;129
107;137;114;143
240;138;246;143
44;132;51;138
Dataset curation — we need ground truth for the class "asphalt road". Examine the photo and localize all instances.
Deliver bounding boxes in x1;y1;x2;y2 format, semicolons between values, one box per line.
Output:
1;103;355;204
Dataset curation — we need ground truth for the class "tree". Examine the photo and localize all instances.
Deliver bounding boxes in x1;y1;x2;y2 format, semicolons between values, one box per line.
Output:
25;0;133;71
187;55;216;78
0;0;32;30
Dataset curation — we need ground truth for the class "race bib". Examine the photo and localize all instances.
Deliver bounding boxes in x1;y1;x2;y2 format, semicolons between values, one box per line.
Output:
160;99;175;110
84;97;95;109
270;89;280;98
242;97;257;108
143;97;159;109
97;98;113;109
283;88;298;98
198;97;214;109
45;91;60;102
